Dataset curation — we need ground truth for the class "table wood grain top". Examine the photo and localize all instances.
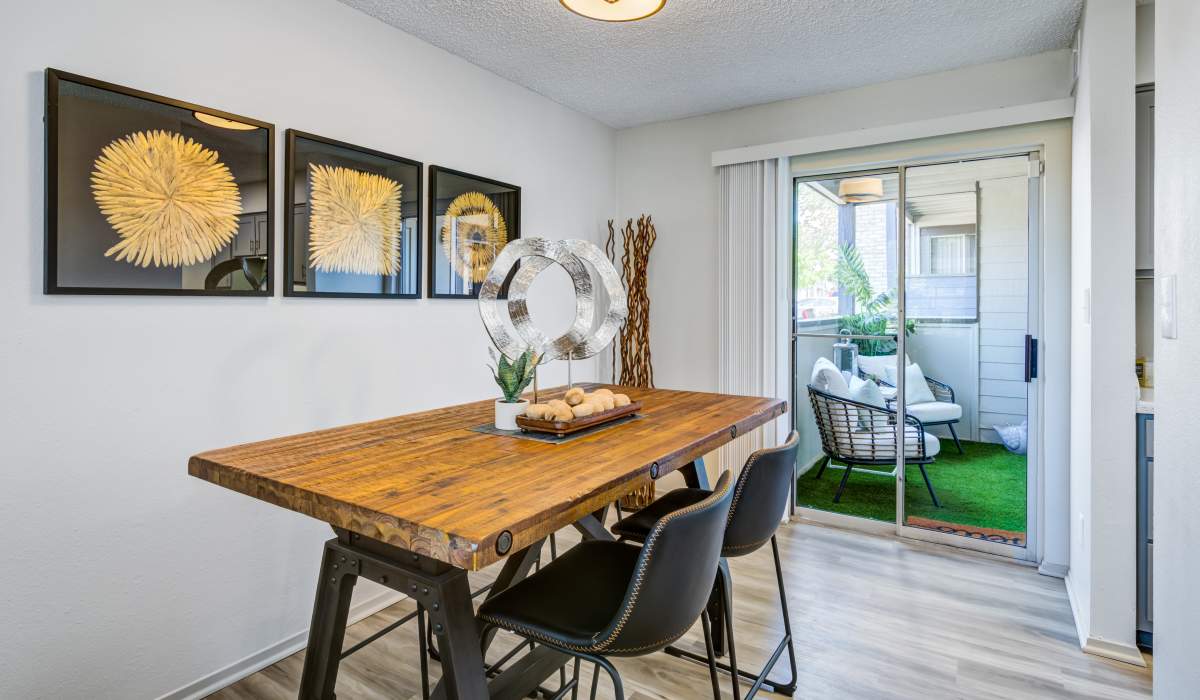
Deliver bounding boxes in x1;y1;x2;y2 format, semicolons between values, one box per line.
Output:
188;384;786;570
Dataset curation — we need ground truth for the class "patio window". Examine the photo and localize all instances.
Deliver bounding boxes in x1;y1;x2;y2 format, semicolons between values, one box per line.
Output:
924;229;977;275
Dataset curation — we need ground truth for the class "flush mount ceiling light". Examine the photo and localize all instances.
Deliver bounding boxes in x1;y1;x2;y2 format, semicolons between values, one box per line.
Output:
838;177;884;203
560;0;666;22
194;111;258;131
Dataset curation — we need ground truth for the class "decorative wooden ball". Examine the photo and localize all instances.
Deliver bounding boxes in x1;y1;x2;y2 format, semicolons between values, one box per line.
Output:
564;387;586;406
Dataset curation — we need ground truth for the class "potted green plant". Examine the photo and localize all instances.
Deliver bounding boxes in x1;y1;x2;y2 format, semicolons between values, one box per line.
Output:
488;347;541;430
835;245;916;357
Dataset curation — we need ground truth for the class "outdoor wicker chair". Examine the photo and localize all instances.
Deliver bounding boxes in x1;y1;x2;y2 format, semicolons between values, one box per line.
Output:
856;356;964;454
807;385;942;506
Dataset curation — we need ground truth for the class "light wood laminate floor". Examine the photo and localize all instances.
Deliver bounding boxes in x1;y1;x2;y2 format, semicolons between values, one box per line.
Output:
212;521;1151;699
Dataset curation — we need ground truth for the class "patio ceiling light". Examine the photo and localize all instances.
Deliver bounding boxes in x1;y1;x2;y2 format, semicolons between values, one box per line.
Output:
838;177;884;203
560;0;666;22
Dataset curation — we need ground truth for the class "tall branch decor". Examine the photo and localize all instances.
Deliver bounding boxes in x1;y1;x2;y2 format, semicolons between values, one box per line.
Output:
307;163;402;275
607;215;657;509
607;215;656;387
91;130;241;268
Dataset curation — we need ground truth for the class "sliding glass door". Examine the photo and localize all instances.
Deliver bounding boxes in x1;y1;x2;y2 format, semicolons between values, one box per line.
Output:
792;170;904;527
792;154;1041;559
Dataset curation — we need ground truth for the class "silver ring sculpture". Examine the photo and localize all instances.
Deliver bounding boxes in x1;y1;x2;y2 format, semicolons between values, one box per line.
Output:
478;238;628;361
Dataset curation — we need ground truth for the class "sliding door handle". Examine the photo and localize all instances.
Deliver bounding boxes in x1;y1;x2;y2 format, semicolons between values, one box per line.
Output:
1024;335;1039;382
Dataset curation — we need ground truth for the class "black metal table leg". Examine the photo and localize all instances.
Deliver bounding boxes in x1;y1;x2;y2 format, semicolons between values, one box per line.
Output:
680;457;711;490
432;571;491;698
479;540;547;652
298;540;358;699
298;531;489;700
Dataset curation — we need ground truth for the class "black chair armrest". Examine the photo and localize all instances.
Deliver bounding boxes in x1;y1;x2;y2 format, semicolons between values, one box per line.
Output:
923;375;955;404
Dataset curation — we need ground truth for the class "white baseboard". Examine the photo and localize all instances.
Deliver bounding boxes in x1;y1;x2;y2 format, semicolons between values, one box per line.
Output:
1081;635;1147;667
1038;560;1069;578
1063;573;1146;667
1064;572;1087;649
157;589;405;700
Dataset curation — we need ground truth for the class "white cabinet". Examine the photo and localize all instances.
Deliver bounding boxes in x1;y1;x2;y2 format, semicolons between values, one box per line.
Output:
1136;87;1155;270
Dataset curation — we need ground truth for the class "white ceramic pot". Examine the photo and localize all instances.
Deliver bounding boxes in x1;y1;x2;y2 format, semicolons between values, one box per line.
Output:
495;399;529;431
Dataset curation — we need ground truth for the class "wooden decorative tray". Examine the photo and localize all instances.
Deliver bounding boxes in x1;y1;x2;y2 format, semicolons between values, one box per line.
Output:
516;401;642;438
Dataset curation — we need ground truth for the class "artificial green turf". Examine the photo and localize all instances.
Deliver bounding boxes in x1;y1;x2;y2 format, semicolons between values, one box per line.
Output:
796;439;1027;533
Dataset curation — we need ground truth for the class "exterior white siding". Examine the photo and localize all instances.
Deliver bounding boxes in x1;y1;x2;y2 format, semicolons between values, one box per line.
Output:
977;176;1029;442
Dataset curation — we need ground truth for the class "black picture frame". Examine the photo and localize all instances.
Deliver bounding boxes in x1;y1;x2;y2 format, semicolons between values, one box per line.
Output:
283;130;423;299
44;68;275;296
426;165;521;299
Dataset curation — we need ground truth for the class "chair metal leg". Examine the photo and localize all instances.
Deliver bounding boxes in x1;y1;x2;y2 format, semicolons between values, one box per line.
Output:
700;611;723;700
718;565;742;700
833;463;853;503
917;463;942;507
947;423;964;454
814;455;830;480
661;539;798;697
580;654;623;700
769;535;799;696
709;558;729;657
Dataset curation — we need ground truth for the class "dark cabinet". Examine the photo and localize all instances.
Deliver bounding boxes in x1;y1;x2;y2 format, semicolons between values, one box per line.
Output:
1137;412;1153;649
233;211;269;257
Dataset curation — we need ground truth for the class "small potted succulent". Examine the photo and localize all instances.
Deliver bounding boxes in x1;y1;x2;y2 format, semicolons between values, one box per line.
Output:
487;347;541;430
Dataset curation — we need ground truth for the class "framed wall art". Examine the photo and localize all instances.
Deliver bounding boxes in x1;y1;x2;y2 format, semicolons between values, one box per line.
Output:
427;166;520;299
44;68;275;295
284;130;422;298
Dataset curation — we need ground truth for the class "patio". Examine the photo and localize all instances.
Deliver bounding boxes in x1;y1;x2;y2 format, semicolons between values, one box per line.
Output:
796;440;1027;546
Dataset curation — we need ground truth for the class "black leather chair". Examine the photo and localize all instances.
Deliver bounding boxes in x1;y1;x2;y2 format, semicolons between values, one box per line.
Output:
610;432;801;698
478;471;737;700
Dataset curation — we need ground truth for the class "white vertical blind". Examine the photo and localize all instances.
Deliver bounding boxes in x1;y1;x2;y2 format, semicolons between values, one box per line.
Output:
716;159;785;474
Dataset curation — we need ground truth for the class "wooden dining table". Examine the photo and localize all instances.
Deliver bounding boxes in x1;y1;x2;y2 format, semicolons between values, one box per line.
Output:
189;384;786;699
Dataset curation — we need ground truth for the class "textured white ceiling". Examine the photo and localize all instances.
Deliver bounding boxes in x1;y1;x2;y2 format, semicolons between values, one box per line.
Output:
341;0;1083;128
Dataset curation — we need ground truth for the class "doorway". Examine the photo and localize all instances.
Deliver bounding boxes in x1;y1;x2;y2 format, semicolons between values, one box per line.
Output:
791;153;1041;560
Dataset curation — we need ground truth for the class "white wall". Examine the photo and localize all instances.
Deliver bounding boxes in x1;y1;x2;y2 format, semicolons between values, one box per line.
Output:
0;1;614;698
1153;1;1200;694
906;323;979;440
1065;0;1141;665
1136;1;1155;85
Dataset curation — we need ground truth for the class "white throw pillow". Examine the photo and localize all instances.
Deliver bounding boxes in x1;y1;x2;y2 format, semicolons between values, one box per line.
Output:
849;376;886;408
849;377;888;429
857;354;897;383
811;357;851;398
904;363;937;405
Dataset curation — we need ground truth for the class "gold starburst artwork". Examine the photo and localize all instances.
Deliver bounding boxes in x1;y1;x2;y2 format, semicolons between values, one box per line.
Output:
440;191;508;283
307;164;403;276
91;130;241;268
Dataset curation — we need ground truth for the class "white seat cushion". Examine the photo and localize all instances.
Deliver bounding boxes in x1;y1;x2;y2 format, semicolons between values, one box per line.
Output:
920;431;942;458
831;426;940;459
907;401;962;424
